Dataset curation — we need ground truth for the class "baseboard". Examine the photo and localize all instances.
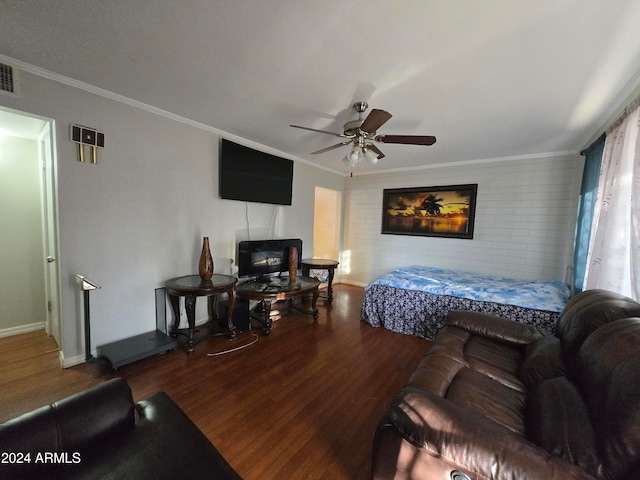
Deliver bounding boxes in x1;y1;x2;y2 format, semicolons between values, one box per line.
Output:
0;322;46;338
340;280;368;288
60;351;92;369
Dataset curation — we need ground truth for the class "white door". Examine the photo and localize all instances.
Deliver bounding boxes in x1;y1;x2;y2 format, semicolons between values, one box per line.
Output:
39;121;61;347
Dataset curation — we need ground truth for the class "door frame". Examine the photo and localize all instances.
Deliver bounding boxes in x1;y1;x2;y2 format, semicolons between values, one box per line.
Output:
0;105;62;348
312;186;342;273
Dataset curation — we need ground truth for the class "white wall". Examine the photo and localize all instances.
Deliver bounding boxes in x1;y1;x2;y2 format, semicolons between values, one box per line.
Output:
0;135;46;332
342;155;581;286
0;71;345;364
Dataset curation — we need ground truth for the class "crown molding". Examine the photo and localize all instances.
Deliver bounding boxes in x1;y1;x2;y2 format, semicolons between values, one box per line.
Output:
0;54;588;179
353;149;578;176
0;54;344;176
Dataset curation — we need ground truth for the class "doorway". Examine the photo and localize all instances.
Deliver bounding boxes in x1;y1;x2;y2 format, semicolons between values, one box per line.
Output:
0;107;61;347
313;186;342;261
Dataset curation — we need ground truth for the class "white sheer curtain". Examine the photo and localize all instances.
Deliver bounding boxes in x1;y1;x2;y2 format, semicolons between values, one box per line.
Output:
584;98;640;300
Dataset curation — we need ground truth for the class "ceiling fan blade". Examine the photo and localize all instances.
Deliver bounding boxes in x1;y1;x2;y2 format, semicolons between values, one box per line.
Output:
310;141;351;154
360;109;392;133
290;124;345;138
375;134;437;145
365;143;385;159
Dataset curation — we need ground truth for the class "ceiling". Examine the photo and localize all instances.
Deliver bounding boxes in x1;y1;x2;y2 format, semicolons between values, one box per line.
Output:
2;0;640;174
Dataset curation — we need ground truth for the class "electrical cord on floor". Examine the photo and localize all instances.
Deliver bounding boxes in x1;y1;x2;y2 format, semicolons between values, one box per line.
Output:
207;322;259;357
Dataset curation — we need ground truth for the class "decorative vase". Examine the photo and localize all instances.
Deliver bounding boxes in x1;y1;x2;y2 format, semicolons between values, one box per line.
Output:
288;246;298;283
199;237;214;281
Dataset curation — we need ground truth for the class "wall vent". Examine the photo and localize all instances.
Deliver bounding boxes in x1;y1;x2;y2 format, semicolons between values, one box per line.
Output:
0;63;19;96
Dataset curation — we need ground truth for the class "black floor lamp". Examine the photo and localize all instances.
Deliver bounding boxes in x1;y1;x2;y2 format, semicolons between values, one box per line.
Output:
76;274;101;362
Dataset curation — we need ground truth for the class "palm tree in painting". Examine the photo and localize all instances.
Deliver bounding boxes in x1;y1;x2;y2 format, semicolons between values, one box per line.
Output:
420;194;444;216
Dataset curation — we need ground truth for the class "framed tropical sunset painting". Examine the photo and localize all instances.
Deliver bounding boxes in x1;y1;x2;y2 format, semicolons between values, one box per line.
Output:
381;184;478;239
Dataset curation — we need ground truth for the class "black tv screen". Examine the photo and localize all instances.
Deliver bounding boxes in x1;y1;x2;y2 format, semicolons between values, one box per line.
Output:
219;139;294;205
237;239;303;279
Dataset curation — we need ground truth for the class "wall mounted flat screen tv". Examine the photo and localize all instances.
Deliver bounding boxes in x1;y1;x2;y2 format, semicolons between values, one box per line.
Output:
237;238;302;279
219;139;294;205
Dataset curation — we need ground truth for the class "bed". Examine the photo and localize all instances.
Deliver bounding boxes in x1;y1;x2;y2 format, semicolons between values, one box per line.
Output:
361;266;570;339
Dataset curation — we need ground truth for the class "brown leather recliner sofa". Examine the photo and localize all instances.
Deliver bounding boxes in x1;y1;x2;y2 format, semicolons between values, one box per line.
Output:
372;289;640;480
0;378;241;480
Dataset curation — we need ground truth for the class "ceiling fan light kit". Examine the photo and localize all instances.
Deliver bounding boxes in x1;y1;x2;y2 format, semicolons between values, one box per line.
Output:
363;147;379;164
343;144;378;167
291;101;436;170
345;146;362;166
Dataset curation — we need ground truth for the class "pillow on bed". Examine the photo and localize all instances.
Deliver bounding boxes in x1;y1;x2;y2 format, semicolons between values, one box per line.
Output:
520;336;565;388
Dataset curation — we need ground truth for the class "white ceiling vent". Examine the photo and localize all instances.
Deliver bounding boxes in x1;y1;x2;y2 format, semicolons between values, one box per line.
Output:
0;63;19;96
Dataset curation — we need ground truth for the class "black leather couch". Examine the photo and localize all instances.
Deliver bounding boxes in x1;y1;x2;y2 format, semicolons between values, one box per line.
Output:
0;378;241;480
372;289;640;480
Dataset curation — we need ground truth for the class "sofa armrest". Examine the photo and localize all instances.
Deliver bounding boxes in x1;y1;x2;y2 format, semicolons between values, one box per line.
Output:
69;391;242;479
0;378;135;480
53;378;135;451
1;385;241;480
386;387;596;480
447;310;543;346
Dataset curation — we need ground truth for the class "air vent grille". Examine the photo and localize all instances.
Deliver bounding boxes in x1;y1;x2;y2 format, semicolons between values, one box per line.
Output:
0;63;18;96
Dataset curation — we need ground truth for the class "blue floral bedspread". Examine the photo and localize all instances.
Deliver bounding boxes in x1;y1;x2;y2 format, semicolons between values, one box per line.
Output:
365;266;569;312
361;266;570;339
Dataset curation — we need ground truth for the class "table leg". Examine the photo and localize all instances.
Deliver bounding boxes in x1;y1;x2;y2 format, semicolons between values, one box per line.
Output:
227;288;237;339
312;287;319;320
263;300;273;335
168;293;180;336
208;295;218;325
326;267;335;303
185;295;197;354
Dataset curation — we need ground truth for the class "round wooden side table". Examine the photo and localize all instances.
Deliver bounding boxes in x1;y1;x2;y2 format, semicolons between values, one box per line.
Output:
165;274;237;353
301;258;339;303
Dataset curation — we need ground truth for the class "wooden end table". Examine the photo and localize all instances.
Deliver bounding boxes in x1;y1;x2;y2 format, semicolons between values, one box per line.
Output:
165;274;237;354
235;276;321;335
301;258;339;303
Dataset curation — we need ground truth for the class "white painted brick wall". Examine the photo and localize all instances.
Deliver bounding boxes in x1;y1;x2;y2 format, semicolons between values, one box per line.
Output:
341;154;581;286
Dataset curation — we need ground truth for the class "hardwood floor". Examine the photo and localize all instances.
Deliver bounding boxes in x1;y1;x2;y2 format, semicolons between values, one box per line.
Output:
0;284;429;479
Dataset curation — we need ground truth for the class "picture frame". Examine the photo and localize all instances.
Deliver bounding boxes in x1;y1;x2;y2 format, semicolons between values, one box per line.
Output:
381;184;478;239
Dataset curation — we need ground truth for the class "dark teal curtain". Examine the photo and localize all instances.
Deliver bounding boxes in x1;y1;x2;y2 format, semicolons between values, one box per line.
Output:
573;134;605;294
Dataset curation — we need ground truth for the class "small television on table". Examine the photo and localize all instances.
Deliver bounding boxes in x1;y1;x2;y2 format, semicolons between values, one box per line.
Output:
238;239;302;280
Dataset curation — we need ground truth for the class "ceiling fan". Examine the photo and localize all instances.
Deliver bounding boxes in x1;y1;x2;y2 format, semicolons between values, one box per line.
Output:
290;101;436;167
